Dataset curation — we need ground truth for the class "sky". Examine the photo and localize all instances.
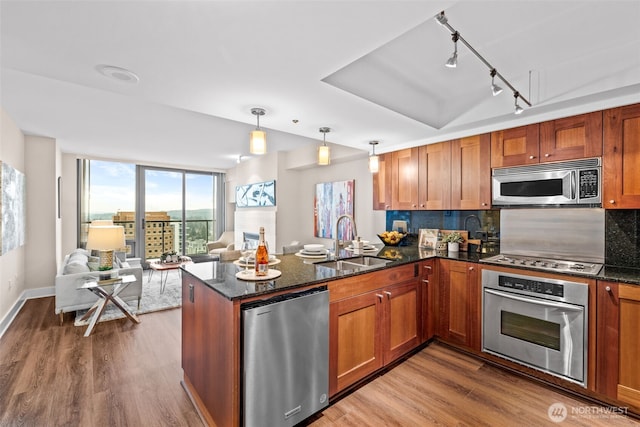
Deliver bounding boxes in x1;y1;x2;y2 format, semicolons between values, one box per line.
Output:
89;160;215;215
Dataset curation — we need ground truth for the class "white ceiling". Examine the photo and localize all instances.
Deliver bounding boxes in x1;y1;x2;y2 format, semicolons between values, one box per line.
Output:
2;1;640;171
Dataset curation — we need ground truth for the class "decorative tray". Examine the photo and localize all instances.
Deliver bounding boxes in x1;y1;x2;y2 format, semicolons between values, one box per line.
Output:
235;269;282;281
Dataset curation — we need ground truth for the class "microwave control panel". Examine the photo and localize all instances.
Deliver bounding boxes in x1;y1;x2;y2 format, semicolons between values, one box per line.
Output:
579;169;599;199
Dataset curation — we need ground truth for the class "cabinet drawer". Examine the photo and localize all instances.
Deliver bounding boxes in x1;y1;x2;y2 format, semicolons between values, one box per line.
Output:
329;263;417;303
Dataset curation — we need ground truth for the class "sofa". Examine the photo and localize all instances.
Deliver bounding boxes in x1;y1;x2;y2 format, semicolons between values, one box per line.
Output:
55;248;143;324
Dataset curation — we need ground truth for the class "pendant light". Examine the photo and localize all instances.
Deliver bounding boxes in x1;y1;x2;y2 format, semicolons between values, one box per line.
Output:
368;141;380;173
249;108;267;155
318;127;331;166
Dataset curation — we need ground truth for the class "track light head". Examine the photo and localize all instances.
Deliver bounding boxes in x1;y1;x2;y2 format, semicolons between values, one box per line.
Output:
445;32;459;68
514;92;524;115
435;11;448;26
490;69;503;96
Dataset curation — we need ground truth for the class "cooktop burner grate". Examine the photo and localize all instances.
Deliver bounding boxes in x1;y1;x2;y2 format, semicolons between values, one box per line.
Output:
481;254;603;276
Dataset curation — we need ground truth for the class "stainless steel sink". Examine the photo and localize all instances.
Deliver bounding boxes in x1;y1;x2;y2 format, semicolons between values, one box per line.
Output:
315;256;391;272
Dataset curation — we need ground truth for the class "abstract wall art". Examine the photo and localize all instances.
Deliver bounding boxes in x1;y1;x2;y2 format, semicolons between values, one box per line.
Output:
236;180;276;208
314;179;354;239
1;161;26;255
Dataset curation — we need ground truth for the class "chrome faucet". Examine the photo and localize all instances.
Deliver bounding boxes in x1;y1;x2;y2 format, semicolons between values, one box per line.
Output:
335;214;358;259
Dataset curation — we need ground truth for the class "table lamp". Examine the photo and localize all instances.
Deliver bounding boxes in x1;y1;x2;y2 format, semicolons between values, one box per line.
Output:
86;225;126;270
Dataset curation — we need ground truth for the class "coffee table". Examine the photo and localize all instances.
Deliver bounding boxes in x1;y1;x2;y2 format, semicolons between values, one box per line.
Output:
148;258;193;293
78;274;139;337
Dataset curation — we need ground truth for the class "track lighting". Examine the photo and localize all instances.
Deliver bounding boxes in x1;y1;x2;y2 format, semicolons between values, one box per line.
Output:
318;127;331;166
445;32;459;68
249;108;267;155
435;10;531;113
368;141;380;173
490;69;503;96
514;92;524;115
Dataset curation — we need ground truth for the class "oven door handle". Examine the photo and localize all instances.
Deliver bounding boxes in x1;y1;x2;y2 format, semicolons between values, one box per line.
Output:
484;288;583;311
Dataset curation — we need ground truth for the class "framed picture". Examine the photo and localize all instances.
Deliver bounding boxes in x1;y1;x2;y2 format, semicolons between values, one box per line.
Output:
314;180;354;239
236;180;276;207
418;228;439;250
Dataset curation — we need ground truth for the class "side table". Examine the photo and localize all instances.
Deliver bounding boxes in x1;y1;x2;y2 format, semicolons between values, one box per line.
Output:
78;274;140;337
147;258;193;293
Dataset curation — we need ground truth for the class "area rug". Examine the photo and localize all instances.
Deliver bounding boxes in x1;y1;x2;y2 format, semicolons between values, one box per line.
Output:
74;270;182;326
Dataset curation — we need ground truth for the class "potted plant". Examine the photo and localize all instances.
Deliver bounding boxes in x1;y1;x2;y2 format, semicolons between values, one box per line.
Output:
443;232;464;252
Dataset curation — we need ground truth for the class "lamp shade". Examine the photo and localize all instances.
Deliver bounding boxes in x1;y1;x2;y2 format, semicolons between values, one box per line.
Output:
249;129;267;155
86;225;126;251
318;144;330;166
369;154;380;173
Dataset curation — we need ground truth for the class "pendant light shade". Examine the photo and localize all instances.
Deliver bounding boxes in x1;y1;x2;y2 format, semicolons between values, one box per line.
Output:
368;141;379;173
249;108;267;154
318;127;331;166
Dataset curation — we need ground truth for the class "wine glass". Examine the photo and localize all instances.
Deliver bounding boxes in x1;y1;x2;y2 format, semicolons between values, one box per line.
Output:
240;241;254;275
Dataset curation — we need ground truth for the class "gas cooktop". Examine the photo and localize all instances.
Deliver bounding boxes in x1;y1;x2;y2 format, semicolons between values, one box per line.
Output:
481;254;603;276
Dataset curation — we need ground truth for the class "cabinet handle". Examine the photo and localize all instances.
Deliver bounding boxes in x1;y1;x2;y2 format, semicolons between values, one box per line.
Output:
605;286;612;293
424;265;432;270
422;279;429;284
385;205;391;209
384;291;392;299
481;202;487;206
544;153;550;158
376;294;383;302
529;155;536;160
420;204;425;208
469;266;475;271
189;283;194;303
609;200;615;204
412;204;417;208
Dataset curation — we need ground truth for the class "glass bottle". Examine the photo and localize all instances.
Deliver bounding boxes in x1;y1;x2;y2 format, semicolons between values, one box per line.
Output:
254;227;269;276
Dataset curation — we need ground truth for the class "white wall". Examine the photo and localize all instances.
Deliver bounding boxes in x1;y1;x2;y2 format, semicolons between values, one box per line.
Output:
0;107;26;327
25;136;59;289
228;143;386;253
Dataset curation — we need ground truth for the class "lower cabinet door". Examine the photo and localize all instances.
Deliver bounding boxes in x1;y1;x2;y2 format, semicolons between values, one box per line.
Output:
384;280;420;363
329;291;383;396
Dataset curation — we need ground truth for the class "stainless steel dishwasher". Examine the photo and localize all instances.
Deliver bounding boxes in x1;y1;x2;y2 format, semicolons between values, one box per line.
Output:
242;286;329;427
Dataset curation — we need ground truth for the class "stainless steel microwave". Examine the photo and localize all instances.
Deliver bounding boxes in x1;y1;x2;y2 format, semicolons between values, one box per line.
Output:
492;158;601;207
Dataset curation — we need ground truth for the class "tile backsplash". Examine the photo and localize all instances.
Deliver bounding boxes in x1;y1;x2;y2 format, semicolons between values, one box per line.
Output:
387;209;639;269
385;210;501;241
605;210;640;268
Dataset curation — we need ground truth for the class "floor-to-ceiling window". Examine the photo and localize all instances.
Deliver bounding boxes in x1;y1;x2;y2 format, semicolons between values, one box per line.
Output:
79;159;224;261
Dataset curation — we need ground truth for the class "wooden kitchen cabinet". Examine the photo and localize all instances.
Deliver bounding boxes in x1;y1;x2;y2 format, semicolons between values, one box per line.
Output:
438;259;480;351
420;259;438;343
491;124;540;167
450;134;491;209
329;264;421;395
418;142;451;210
596;280;640;409
603;103;640;209
390;148;420;210
372;152;392;210
539;111;603;162
182;271;237;427
491;112;602;168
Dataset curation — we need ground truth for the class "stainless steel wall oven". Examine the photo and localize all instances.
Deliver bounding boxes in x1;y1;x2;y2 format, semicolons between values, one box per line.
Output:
482;269;589;387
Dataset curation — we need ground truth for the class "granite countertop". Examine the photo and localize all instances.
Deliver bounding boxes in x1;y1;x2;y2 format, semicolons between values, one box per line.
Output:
182;244;640;301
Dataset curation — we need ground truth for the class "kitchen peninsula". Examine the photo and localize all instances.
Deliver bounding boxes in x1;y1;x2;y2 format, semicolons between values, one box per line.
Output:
181;246;640;426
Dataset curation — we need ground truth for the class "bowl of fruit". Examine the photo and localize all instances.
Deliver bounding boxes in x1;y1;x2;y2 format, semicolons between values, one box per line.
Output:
377;230;407;246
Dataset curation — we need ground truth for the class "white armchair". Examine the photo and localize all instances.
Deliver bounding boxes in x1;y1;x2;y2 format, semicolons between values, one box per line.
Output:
206;231;235;257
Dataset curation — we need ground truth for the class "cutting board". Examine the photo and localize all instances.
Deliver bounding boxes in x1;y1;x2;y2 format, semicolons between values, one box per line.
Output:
441;230;469;251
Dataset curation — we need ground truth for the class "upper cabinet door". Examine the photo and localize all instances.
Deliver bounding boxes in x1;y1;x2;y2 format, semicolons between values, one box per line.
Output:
391;148;419;210
451;134;491;210
372;153;392;210
603;103;640;209
539;111;603;162
418;142;451;210
491;124;540;168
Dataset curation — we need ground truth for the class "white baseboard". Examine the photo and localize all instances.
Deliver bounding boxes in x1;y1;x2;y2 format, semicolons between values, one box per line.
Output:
0;286;55;340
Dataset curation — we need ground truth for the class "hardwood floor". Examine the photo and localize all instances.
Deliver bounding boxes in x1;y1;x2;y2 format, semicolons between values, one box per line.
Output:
1;297;638;426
